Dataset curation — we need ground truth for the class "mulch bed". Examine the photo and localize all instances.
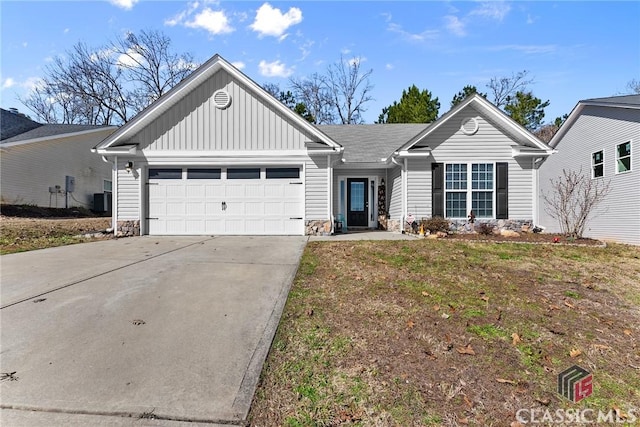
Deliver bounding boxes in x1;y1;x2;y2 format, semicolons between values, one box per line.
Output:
444;232;604;246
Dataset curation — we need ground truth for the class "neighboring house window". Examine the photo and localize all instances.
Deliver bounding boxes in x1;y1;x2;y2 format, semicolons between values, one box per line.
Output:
103;180;113;193
592;150;604;178
616;141;632;173
445;163;494;218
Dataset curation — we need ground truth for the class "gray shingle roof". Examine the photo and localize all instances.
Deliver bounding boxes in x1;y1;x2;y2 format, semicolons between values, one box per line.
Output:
1;108;42;141
582;94;640;106
1;123;112;144
317;124;429;163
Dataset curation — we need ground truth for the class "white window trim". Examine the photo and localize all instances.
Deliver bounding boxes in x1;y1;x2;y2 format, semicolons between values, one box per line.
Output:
591;150;604;179
445;162;496;220
615;140;632;174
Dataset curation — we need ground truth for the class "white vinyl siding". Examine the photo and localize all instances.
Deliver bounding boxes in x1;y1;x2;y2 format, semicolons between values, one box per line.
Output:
388;166;403;219
409;104;534;220
0;129;115;208
116;158;140;220
538;105;640;245
305;156;328;220
133;69;314;152
406;159;430;219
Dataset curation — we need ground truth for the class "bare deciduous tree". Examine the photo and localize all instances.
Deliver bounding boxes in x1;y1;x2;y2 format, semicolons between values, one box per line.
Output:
289;73;335;124
543;168;611;238
21;30;197;125
325;56;374;124
487;70;534;108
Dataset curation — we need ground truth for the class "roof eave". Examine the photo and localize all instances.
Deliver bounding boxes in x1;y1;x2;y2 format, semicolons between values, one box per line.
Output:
2;127;117;148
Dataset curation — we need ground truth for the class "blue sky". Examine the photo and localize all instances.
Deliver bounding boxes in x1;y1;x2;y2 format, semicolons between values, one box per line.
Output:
1;1;639;124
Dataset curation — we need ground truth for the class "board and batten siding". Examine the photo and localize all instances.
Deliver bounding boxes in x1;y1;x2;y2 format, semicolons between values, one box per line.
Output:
116;158;140;221
0;130;114;207
538;106;640;245
131;69;314;152
412;104;535;220
388;166;403;220
305;156;329;220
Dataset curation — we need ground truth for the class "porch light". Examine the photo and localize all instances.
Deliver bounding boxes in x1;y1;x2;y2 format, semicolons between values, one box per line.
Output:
380;178;385;186
125;161;134;173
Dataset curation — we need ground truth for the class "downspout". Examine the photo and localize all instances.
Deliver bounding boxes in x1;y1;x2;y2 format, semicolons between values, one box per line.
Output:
113;155;118;236
327;154;333;233
403;158;408;226
532;157;538;226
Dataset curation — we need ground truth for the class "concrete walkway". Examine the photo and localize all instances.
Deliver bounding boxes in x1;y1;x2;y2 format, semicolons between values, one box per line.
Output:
1;236;306;426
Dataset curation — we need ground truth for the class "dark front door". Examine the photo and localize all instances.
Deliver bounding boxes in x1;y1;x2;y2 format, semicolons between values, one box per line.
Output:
347;178;368;227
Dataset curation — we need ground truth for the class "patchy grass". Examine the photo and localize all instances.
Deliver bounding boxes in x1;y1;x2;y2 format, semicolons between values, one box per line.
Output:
0;216;112;254
250;240;640;426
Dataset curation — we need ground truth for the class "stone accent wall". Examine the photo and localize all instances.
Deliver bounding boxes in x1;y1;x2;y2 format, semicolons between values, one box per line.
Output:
306;219;332;236
117;220;140;237
387;219;402;233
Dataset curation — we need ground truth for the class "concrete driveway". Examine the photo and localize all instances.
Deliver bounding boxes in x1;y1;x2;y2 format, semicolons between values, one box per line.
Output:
0;236;306;426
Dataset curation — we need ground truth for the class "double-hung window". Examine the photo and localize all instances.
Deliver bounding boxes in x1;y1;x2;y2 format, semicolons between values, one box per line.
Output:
616;141;631;173
445;163;494;218
592;151;604;178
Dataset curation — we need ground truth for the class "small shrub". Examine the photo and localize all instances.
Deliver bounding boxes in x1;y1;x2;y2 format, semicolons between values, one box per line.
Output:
475;222;494;236
422;217;450;233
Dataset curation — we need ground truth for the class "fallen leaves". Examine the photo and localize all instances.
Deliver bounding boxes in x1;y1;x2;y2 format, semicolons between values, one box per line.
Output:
496;378;517;385
570;348;582;358
456;344;475;355
624;329;632;336
511;333;522;346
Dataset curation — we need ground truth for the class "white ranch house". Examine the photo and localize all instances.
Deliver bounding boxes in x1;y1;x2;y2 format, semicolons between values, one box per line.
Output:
94;54;554;237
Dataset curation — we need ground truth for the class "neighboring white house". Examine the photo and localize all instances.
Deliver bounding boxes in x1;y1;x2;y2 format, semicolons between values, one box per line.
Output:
1;109;117;210
538;95;640;245
94;54;554;236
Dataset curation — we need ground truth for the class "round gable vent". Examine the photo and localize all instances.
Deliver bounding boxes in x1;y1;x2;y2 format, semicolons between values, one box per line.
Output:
213;89;231;109
460;117;479;135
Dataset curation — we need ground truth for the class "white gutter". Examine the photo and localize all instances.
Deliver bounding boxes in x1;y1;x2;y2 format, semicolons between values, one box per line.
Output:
93;145;138;155
2;127;117;148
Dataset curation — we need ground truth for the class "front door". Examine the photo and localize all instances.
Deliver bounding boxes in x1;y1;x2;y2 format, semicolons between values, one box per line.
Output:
347;178;368;227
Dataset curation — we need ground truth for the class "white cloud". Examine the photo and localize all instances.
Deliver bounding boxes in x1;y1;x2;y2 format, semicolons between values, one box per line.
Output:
231;61;246;70
250;3;302;39
444;15;466;36
486;44;557;54
22;42;28;48
22;77;45;93
470;2;511;21
2;77;16;89
186;8;234;35
165;1;200;26
347;56;366;67
109;0;139;10
116;49;147;68
387;22;439;42
526;14;535;24
385;63;394;70
63;28;70;34
341;48;351;55
258;60;293;78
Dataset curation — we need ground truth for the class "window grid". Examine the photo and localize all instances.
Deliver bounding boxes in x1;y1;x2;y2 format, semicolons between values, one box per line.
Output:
472;191;493;218
616;141;631;173
445;164;467;190
445;163;494;218
592;151;604;178
446;192;467;218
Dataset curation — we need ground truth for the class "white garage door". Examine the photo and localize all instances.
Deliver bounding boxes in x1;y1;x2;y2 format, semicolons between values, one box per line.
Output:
147;167;304;235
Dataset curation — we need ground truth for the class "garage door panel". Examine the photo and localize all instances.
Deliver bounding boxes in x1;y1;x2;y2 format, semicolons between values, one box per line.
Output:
148;167;304;235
